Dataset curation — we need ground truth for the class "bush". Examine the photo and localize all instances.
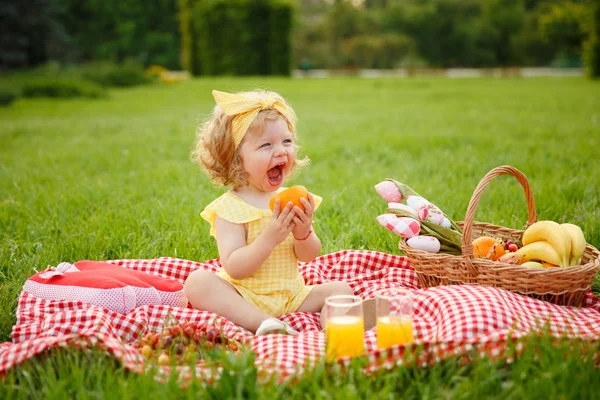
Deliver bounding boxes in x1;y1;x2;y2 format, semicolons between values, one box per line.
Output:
341;34;416;69
293;21;334;69
0;89;19;106
268;0;294;75
584;0;600;78
59;0;180;70
78;61;153;88
584;35;600;78
187;0;294;76
21;78;106;99
179;0;201;75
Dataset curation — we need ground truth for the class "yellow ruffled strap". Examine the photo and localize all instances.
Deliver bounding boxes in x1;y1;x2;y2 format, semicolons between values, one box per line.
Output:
201;192;268;237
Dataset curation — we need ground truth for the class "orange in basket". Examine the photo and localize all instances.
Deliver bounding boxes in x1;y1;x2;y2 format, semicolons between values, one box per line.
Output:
473;237;506;261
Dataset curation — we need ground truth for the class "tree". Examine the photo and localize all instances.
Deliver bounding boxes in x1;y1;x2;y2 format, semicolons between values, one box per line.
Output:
511;1;559;67
59;0;180;68
382;0;483;68
538;1;589;66
584;0;600;77
474;0;525;67
0;0;68;68
326;0;365;63
365;0;388;8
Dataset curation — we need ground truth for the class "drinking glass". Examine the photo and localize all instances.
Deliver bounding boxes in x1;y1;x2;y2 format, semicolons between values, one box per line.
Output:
375;288;414;349
324;295;365;361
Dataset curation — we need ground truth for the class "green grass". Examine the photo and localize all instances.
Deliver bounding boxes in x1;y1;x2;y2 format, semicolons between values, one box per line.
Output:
2;336;600;399
1;77;599;397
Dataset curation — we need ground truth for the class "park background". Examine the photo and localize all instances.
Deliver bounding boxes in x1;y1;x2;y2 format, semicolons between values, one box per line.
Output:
1;0;600;398
2;0;600;79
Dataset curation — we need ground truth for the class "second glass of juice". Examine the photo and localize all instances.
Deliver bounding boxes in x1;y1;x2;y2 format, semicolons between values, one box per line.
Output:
375;288;414;349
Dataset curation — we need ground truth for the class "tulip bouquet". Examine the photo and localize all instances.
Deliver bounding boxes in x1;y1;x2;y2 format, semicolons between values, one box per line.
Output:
375;179;463;255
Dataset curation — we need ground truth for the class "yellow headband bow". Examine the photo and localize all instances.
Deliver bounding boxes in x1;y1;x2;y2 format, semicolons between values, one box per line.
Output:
212;90;295;148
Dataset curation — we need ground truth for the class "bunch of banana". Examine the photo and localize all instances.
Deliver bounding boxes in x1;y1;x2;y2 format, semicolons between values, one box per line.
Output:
508;221;586;267
561;223;587;265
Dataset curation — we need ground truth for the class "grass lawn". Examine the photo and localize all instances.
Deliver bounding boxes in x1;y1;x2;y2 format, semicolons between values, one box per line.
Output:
1;76;599;398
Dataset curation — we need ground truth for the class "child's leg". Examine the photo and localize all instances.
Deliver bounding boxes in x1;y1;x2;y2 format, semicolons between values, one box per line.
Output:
296;281;354;329
184;269;271;333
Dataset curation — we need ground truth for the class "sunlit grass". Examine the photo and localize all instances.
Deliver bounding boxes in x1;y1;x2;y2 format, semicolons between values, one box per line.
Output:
1;76;599;396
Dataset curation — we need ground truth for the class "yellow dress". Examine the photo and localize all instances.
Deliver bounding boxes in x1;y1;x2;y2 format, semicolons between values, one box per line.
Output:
201;191;322;317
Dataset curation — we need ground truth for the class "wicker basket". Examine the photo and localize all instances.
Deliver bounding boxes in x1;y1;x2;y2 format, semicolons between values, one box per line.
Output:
398;165;600;307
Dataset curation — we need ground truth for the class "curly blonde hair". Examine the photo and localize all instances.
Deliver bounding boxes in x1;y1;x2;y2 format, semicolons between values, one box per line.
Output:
191;90;309;190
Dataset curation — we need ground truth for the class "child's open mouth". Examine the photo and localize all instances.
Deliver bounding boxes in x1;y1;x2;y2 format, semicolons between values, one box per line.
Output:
267;164;284;186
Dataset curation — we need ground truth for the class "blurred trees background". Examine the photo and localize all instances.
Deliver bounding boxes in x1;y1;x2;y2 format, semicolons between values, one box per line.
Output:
295;0;594;70
0;0;180;69
0;0;597;76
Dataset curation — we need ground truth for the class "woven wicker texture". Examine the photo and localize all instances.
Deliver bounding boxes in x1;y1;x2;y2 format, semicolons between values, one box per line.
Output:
399;166;600;307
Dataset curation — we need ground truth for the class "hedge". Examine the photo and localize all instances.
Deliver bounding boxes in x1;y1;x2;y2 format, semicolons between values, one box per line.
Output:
21;78;107;99
179;0;294;76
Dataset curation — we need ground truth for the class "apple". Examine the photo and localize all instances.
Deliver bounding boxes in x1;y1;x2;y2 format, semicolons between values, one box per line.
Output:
141;345;153;358
170;325;182;337
157;354;170;366
206;329;219;342
183;326;195;338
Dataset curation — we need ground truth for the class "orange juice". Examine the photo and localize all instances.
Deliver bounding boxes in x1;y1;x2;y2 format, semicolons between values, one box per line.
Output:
326;315;365;361
377;316;414;349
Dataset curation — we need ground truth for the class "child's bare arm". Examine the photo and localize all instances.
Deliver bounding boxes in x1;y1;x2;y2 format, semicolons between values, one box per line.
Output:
214;217;263;279
293;227;321;262
215;200;296;279
292;195;321;262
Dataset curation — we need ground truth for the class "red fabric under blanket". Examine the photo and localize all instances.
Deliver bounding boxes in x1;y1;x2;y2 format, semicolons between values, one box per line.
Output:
2;250;600;379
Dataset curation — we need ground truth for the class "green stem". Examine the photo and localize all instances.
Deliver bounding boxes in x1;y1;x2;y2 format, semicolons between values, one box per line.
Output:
388;179;421;199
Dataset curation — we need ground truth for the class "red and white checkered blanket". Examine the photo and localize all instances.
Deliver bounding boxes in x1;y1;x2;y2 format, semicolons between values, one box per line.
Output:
2;250;600;379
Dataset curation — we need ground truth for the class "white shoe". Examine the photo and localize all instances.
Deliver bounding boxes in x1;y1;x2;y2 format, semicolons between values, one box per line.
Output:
255;318;299;336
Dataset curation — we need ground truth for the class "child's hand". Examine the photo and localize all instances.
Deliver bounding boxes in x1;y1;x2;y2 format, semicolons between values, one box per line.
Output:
263;199;296;247
291;194;314;240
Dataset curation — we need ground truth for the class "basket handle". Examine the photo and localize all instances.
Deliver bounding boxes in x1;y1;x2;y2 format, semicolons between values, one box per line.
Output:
461;165;538;275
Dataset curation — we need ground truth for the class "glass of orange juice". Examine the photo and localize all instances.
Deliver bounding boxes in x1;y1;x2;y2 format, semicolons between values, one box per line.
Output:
375;288;414;349
324;295;365;362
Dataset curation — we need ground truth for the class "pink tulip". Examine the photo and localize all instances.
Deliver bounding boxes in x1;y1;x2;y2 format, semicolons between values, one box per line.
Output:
378;214;422;239
416;203;445;225
376;214;398;228
407;236;441;253
374;181;403;203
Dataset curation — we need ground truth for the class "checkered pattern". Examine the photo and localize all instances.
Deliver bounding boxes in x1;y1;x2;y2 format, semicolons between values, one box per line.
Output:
2;250;600;382
201;191;323;316
377;214;421;239
212;90;296;148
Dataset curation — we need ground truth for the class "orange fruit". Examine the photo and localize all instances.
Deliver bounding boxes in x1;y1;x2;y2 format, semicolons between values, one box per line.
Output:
269;185;309;212
472;236;506;261
541;261;558;268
